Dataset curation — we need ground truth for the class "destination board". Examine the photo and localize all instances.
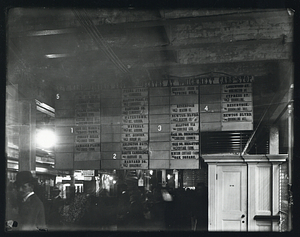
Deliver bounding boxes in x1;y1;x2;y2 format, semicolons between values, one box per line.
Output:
221;83;253;131
171;132;199;141
170;86;199;159
222;102;253;112
75;92;101;153
221;93;252;103
122;114;148;124
171;104;199;113
122;133;148;142
122;88;149;169
171;151;199;159
120;159;148;169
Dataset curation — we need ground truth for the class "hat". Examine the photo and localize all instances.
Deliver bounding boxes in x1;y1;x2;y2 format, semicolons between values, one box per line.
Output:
14;171;35;187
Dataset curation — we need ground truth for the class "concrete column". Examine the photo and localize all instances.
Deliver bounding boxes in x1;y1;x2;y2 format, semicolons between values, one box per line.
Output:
18;101;36;174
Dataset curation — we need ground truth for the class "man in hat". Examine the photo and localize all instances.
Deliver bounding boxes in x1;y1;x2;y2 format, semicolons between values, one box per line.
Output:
13;171;46;231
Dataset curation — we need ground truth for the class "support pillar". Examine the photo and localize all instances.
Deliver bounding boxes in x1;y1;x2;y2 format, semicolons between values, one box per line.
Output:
18;101;36;175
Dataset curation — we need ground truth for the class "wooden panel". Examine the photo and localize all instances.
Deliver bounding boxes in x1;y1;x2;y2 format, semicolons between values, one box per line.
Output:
200;122;222;131
74;160;100;170
200;113;221;122
170;95;198;104
200;85;221;94
150;124;170;133
55;144;73;153
55;126;73;136
74;152;100;161
55;100;74;109
101;142;121;152
149;159;169;169
208;164;217;231
101;159;121;169
101;116;122;124
149;87;169;97
199;103;221;113
101;98;121;108
149;150;170;160
101;124;121;134
100;89;122;99
222;122;253;131
149;114;170;123
55;153;73;169
56;91;75;100
149;96;169;105
55;118;75;126
149;132;170;141
101;107;122;116
149;141;170;150
100;133;121;143
257;166;271;214
101;151;122;160
149;105;170;115
56;109;75;117
170;159;199;169
200;94;220;104
56;135;74;144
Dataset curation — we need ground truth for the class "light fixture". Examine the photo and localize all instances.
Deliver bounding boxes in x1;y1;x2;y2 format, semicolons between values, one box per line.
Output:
45;54;69;59
36;129;56;148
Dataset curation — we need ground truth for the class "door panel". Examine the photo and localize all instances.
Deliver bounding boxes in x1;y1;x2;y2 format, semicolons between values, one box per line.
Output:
216;165;247;231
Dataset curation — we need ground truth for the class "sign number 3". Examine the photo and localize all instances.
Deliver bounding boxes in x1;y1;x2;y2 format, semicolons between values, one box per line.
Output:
158;125;162;131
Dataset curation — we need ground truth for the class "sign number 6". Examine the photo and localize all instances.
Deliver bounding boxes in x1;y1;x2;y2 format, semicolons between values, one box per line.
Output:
158;125;162;131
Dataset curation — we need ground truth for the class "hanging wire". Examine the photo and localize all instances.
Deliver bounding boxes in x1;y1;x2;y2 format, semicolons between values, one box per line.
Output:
73;9;130;75
241;67;293;155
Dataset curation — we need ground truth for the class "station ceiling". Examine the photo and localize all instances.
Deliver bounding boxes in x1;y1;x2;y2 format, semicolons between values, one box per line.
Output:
6;8;294;155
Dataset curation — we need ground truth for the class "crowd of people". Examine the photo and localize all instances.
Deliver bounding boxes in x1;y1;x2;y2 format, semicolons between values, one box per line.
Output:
6;171;208;231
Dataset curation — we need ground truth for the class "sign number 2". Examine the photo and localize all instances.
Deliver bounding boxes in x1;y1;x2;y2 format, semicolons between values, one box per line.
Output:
158;125;162;131
113;153;117;159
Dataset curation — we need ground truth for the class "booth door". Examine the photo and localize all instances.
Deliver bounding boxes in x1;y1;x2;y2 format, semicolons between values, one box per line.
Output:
216;165;247;231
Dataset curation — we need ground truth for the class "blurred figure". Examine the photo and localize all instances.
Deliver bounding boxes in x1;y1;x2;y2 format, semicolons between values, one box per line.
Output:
12;171;46;231
47;187;63;229
5;181;19;231
194;183;208;231
126;189;145;230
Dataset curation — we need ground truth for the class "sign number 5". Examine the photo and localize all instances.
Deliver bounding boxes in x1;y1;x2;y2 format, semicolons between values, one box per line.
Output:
158;125;162;131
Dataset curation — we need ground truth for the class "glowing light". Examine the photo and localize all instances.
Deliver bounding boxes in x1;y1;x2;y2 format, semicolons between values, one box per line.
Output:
167;174;172;180
112;180;116;184
149;170;153;175
109;176;113;181
36;129;56;148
